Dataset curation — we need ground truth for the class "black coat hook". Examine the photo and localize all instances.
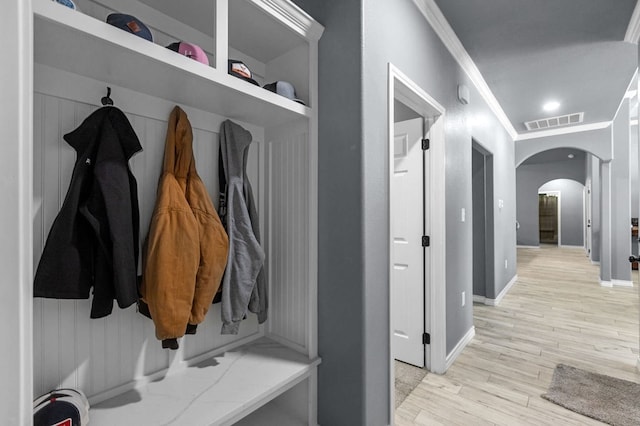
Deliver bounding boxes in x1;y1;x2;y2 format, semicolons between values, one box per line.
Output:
101;87;114;106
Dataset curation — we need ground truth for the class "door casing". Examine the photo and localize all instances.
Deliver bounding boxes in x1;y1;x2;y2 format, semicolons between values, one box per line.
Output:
387;63;447;420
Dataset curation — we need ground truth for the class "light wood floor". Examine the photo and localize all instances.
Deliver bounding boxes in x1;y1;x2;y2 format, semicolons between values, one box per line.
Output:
395;246;640;425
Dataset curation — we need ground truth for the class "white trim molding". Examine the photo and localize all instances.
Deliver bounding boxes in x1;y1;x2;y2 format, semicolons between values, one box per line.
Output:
445;327;475;371
472;295;487;304
516;245;540;249
612;279;634;287
473;275;518;306
625;1;640;43
515;121;612;141
591;260;601;265
412;0;518;140
560;245;585;249
600;280;613;287
493;274;518;306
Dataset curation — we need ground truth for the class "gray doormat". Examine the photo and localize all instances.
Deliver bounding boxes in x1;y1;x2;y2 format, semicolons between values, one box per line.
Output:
395;360;427;408
542;364;640;426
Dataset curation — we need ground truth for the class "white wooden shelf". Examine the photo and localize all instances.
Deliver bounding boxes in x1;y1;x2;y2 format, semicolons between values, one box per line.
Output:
89;338;320;426
34;0;311;127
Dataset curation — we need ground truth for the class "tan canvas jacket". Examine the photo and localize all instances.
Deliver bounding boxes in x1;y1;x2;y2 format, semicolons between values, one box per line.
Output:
141;106;229;345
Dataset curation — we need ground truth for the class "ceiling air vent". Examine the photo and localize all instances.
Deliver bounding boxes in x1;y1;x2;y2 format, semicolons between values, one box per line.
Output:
524;112;584;131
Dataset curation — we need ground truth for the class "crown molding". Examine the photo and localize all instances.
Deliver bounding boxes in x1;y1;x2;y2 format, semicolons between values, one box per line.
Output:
515;121;611;141
625;0;640;43
412;0;518;140
250;0;325;41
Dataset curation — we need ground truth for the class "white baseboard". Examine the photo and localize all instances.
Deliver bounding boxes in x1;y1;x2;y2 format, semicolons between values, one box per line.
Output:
445;326;475;371
472;295;486;304
600;280;613;287
492;274;518;306
516;245;539;249
560;245;584;249
591;260;600;265
612;279;633;287
472;275;518;306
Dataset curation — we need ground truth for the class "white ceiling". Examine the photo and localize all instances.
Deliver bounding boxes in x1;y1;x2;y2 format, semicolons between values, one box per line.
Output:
433;0;639;134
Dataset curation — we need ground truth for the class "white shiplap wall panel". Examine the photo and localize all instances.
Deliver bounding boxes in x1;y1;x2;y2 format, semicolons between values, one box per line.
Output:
32;87;263;400
267;131;309;350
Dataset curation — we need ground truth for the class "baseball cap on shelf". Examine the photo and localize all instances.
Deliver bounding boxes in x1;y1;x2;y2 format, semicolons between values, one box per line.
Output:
107;13;153;42
263;81;305;105
52;0;77;10
228;60;259;86
166;42;209;66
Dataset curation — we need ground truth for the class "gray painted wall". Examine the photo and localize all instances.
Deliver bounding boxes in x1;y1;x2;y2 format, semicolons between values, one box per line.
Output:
539;179;585;246
290;0;365;424
611;100;632;282
360;0;517;357
516;159;586;246
293;0;516;423
587;154;602;262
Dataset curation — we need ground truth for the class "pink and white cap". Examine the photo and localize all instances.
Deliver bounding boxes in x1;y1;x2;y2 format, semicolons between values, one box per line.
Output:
166;42;209;66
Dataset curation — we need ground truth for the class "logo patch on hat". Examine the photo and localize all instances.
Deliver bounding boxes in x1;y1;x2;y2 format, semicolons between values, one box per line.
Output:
231;63;252;79
53;419;72;426
126;20;141;33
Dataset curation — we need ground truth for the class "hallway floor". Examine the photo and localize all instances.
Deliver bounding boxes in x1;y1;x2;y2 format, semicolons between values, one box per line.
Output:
395;246;640;425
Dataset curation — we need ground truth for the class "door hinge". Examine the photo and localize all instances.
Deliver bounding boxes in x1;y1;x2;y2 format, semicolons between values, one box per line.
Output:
423;332;430;345
422;235;430;247
422;138;430;150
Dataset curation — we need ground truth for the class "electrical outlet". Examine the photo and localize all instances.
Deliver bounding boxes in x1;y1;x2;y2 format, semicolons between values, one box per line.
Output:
461;291;466;307
461;208;465;222
498;199;504;209
505;259;508;269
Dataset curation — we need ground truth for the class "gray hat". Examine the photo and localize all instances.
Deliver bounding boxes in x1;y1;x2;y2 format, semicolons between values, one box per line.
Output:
263;81;305;105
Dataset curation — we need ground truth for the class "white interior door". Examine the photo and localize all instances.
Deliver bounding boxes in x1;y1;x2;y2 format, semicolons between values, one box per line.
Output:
392;118;427;367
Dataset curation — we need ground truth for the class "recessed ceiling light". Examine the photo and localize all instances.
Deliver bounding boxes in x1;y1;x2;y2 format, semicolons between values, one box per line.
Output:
568;154;575;159
543;101;560;112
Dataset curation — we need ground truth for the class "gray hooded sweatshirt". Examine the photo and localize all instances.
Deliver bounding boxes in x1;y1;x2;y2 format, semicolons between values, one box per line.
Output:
219;120;267;334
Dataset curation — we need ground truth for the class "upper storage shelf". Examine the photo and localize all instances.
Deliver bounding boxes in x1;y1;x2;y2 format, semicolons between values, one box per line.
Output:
33;0;323;127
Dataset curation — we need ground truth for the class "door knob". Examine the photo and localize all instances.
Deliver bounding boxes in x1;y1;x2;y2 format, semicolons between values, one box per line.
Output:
629;255;640;263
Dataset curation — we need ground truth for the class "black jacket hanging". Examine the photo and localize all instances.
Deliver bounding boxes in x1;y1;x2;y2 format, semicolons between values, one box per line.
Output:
34;106;143;318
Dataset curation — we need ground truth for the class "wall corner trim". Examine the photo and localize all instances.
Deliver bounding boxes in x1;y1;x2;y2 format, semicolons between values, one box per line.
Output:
600;280;613;287
445;326;475;371
612;279;634;287
625;1;640;43
411;0;518;140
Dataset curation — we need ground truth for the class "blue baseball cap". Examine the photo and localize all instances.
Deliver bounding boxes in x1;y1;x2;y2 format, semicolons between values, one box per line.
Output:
107;13;153;42
53;0;77;10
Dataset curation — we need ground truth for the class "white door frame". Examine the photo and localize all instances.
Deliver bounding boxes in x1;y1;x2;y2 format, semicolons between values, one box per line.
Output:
539;190;561;246
388;63;447;416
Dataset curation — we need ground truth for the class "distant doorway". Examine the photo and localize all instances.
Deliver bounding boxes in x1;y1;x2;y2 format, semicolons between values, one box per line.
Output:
472;142;494;301
539;192;560;245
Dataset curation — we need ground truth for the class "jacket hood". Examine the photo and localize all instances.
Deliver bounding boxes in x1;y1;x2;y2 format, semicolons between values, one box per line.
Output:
163;106;195;179
64;106;142;160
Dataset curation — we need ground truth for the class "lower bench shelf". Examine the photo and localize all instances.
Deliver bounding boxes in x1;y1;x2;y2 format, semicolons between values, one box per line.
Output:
89;338;320;426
